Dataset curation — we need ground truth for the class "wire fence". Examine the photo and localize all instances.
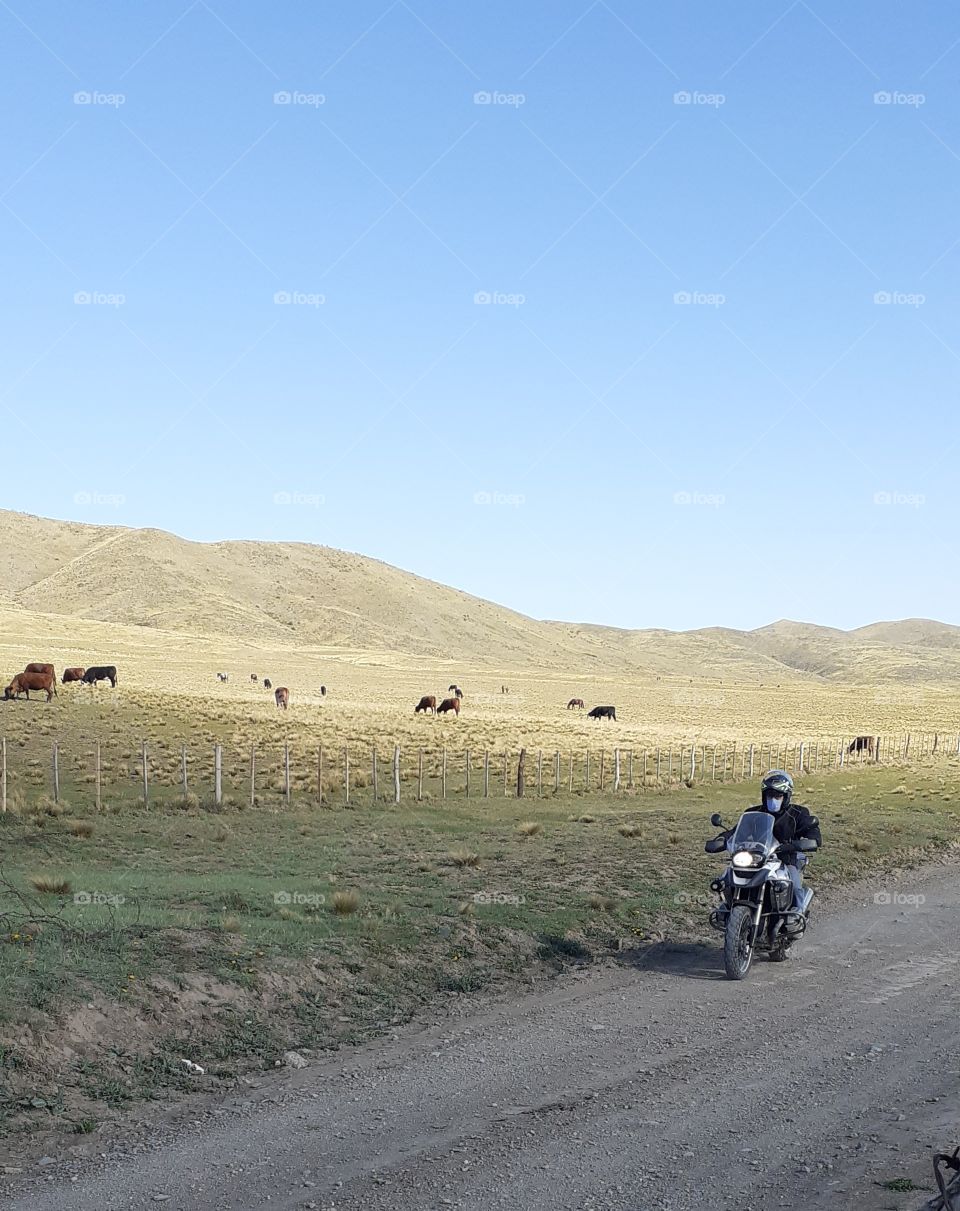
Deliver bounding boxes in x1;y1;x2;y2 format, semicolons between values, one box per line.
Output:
1;730;956;812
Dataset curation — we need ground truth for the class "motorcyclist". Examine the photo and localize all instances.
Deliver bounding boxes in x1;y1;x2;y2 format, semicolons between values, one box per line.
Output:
745;770;821;910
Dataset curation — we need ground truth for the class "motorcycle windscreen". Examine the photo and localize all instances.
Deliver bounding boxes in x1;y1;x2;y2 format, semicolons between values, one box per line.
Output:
729;812;775;849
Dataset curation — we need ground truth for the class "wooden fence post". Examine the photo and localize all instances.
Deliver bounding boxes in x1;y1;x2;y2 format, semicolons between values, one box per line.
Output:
181;745;188;799
568;752;573;793
904;733;911;759
688;746;695;784
214;743;222;806
537;749;543;797
251;745;257;807
628;749;634;788
343;746;349;804
417;748;424;801
517;748;526;798
484;750;490;798
441;747;447;800
599;749;605;792
656;748;662;782
585;751;591;792
875;736;881;765
798;741;805;773
503;752;509;796
373;748;379;801
554;750;560;795
52;742;59;804
283;743;290;806
393;745;401;804
95;740;101;812
141;740;149;806
1;737;6;814
614;748;621;791
465;749;471;798
748;744;755;779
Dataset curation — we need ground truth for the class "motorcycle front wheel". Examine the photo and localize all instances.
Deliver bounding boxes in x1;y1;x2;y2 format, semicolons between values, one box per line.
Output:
723;904;755;980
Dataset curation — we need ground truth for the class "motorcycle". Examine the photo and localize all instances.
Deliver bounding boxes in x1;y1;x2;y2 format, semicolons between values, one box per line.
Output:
705;810;817;980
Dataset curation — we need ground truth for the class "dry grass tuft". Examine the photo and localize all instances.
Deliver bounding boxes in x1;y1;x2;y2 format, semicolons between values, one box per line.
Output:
587;893;615;912
30;875;72;895
221;915;243;932
517;821;541;836
617;823;642;838
331;890;360;915
449;849;480;868
65;819;94;839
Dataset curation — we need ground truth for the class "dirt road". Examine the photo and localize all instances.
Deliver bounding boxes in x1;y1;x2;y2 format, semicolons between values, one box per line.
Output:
5;862;958;1211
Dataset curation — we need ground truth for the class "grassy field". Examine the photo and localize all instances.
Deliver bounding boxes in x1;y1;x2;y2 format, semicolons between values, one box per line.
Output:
1;755;958;1145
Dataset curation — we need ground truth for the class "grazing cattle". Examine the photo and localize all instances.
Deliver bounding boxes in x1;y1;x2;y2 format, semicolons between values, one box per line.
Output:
588;705;617;722
275;687;289;709
448;684;463;698
567;698;585;710
62;667;85;683
217;672;228;683
264;679;272;690
437;697;460;716
848;735;875;757
25;662;56;679
5;672;56;702
320;685;326;697
251;673;258;682
415;695;437;714
82;666;118;688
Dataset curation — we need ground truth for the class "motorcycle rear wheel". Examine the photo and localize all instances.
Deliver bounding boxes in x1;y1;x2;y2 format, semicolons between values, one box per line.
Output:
723;904;754;980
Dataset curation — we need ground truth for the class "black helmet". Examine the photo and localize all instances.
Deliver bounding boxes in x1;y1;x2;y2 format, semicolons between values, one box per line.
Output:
761;769;793;811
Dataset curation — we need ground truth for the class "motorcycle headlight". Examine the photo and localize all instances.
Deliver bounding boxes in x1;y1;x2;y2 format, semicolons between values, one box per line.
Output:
732;851;758;869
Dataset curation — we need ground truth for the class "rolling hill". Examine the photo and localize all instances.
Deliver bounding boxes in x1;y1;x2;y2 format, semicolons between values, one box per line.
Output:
2;509;958;683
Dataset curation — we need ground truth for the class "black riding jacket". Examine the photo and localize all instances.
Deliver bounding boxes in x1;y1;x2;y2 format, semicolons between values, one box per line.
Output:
744;802;822;863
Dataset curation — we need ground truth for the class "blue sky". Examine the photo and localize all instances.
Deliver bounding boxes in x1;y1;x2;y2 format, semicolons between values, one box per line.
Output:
2;1;958;631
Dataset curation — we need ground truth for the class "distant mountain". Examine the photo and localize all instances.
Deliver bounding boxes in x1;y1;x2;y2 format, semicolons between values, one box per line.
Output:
1;509;958;682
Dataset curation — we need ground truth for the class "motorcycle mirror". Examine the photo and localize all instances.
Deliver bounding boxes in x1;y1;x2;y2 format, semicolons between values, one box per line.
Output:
710;812;723;827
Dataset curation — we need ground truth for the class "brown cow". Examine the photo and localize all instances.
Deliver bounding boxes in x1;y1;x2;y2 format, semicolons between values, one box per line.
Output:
62;667;85;683
275;687;289;709
567;697;585;709
25;663;56;694
437;697;460;716
5;671;56;702
415;695;437;714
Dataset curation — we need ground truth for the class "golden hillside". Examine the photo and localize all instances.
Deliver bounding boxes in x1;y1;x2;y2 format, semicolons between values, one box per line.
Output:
2;509;959;683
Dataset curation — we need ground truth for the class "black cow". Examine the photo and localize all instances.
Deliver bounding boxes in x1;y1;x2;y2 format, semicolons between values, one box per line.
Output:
588;705;616;721
264;678;272;690
83;665;118;688
217;672;228;683
320;685;326;696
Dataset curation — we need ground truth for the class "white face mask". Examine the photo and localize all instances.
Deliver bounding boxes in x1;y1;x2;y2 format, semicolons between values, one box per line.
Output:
765;793;784;813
